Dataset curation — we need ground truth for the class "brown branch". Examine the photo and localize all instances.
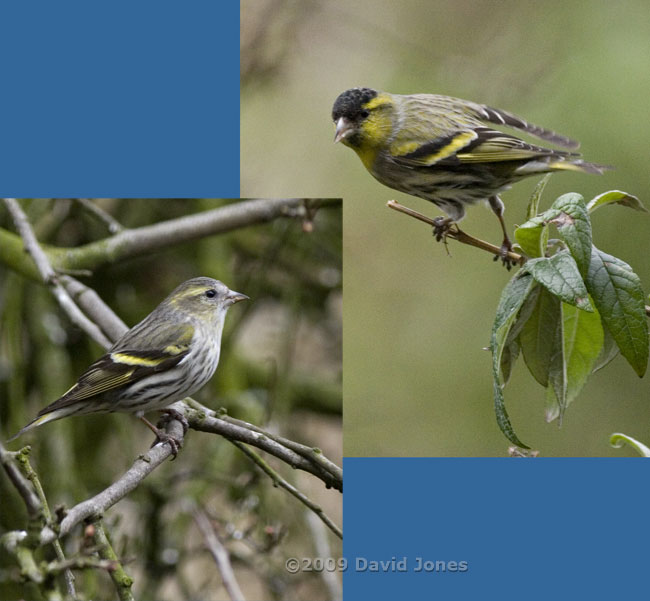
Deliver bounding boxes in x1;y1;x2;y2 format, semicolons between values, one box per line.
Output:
387;201;650;320
387;200;525;266
183;401;342;492
3;198;112;347
192;507;246;601
231;440;342;539
38;418;185;546
222;414;342;485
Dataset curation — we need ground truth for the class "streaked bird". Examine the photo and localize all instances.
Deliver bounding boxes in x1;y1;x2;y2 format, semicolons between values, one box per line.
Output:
332;87;609;266
8;277;248;454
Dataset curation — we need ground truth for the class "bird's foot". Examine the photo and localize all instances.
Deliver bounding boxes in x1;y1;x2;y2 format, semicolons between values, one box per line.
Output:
158;407;190;435
493;237;516;270
432;216;454;242
150;428;183;458
140;415;184;459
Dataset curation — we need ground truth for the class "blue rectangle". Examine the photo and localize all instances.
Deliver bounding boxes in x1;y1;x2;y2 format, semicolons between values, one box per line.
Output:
0;1;239;196
344;458;648;599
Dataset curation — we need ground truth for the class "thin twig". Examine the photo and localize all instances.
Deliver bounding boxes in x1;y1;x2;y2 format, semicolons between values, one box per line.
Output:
387;200;525;266
76;199;124;233
231;440;342;539
0;444;42;517
44;556;118;574
38;418;185;546
305;510;342;601
3;198;112;347
60;275;128;343
193;507;246;601
222;414;342;484
11;443;77;599
90;520;135;601
388;201;650;319
182;401;342;492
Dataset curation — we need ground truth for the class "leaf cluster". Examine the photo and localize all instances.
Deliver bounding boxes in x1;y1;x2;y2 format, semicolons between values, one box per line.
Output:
491;184;648;448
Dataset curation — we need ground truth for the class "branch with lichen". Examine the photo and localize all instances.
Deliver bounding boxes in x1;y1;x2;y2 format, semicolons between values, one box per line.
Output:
1;198;341;280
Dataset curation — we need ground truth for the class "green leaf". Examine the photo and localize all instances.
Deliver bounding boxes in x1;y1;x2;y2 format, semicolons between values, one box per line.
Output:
592;322;619;373
586;247;648;377
500;284;541;383
545;309;565;422
491;273;536;448
500;339;520;385
587;190;648;213
610;433;650;457
523;251;593;312
526;173;553;220
544;299;604;423
548;193;592;277
516;203;566;259
514;217;546;259
519;286;560;387
545;372;562;424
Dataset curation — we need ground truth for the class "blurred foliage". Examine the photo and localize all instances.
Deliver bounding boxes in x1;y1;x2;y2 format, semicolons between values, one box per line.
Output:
0;199;341;600
241;0;650;456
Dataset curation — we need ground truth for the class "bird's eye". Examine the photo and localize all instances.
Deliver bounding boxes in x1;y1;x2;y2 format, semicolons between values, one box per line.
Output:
360;109;370;118
205;289;216;298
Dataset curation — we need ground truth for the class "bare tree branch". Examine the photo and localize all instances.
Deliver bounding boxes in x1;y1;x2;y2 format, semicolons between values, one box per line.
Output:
76;199;125;233
221;413;342;485
387;200;525;266
60;275;128;343
3;198;112;347
0;443;42;518
306;510;342;601
232;440;342;539
38;418;185;546
1;198;341;279
0;442;77;598
90;520;134;601
183;401;342;492
193;506;246;601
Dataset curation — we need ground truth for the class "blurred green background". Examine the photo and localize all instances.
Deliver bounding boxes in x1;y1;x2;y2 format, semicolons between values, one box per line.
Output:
241;0;650;456
0;199;342;600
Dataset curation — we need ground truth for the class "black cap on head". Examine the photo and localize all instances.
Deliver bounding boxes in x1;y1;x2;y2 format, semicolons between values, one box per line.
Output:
332;87;378;120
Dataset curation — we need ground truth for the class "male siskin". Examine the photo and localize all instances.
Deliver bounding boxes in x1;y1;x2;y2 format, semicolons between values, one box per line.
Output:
332;87;609;266
8;277;248;452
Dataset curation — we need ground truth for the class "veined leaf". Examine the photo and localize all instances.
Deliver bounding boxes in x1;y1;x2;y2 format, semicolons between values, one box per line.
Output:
520;286;560;387
491;273;536;448
587;190;648;214
592;322;619;373
549;193;592;277
523;251;593;312
500;284;541;384
545;300;605;423
586;247;648;377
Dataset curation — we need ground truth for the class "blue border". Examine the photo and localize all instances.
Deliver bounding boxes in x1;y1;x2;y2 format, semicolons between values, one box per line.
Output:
344;458;648;599
0;1;239;196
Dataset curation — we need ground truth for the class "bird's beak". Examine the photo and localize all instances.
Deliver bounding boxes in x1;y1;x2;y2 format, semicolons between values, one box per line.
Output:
334;117;353;143
225;290;249;306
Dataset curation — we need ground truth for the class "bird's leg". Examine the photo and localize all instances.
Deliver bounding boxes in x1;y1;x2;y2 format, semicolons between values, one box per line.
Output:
140;415;183;458
488;195;515;270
